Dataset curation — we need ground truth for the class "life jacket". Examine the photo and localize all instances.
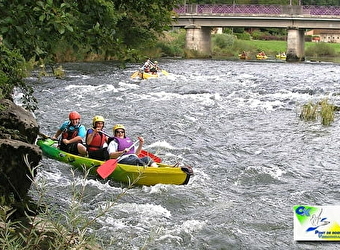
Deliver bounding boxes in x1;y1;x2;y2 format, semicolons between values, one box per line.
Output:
108;136;135;154
144;66;150;73
86;129;106;151
61;123;81;141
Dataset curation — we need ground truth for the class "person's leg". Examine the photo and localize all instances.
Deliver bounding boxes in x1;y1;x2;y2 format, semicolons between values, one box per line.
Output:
62;142;87;156
140;156;158;167
119;155;147;166
77;143;87;156
139;156;152;165
88;147;109;160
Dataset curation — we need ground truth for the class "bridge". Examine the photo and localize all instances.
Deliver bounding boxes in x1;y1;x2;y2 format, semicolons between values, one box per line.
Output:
172;4;340;61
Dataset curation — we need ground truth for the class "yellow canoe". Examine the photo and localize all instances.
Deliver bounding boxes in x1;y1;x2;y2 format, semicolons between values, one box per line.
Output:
138;71;159;79
276;54;286;60
256;55;268;60
239;54;250;60
37;138;193;186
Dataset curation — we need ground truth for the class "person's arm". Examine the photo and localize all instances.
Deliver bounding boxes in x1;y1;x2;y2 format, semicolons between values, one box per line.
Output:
108;141;122;159
52;122;67;140
62;136;83;145
63;125;86;144
86;128;96;145
52;129;62;140
135;137;144;155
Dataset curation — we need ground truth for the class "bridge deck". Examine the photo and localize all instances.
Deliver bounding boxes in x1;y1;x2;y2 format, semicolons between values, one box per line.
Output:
174;4;340;16
173;5;340;29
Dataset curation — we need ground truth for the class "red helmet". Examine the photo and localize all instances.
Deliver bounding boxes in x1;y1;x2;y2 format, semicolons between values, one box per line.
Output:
69;111;81;120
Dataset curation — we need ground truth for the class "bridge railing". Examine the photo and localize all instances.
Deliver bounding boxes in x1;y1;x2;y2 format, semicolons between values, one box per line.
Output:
174;4;340;16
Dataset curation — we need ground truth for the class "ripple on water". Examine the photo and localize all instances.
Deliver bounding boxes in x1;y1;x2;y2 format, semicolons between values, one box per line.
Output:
28;60;340;249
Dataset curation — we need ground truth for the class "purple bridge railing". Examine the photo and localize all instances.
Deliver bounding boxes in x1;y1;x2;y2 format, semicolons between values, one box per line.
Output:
174;4;340;16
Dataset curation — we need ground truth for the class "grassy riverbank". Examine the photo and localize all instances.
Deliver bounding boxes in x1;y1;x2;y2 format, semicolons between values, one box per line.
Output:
156;30;340;62
235;39;340;59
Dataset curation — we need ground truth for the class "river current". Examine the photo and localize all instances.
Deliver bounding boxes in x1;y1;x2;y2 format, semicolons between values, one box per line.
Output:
26;59;340;249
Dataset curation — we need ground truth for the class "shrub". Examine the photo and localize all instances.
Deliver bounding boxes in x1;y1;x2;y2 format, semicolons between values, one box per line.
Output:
155;30;185;57
300;99;336;126
235;32;251;40
212;34;235;49
0;45;37;111
0;157;142;249
305;42;336;57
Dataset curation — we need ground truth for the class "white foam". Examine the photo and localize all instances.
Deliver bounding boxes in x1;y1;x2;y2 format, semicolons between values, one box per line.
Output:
147;140;177;150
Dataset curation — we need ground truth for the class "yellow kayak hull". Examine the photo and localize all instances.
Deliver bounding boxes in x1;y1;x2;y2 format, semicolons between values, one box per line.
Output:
256;55;268;60
276;55;286;60
138;72;158;79
37;138;192;186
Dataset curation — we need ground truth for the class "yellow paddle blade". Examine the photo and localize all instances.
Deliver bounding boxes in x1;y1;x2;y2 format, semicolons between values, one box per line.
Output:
161;70;169;76
131;71;139;78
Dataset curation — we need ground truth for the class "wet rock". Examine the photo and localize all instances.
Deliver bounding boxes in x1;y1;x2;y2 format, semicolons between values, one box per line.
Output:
0;98;42;216
0;99;39;143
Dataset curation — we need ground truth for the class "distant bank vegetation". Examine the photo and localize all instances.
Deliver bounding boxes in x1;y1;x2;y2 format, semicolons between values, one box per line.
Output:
154;28;340;60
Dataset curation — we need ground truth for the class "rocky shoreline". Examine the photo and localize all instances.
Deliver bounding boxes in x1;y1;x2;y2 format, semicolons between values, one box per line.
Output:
0;98;42;218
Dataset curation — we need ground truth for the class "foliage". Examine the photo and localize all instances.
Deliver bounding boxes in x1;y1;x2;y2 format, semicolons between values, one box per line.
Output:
0;156;142;249
0;0;181;65
211;38;287;57
0;0;181;109
299;99;336;126
320;99;335;125
0;45;37;111
305;42;337;57
212;34;235;49
234;32;251;40
155;28;340;60
300;101;319;121
156;30;186;57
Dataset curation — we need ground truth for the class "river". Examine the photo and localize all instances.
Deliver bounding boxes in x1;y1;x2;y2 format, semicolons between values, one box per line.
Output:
27;58;340;249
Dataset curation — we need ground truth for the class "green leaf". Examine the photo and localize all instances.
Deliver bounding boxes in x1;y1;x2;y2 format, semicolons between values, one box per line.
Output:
39;14;45;22
57;26;65;34
15;26;24;34
5;17;14;24
1;27;9;33
65;24;74;32
36;1;44;8
33;7;41;12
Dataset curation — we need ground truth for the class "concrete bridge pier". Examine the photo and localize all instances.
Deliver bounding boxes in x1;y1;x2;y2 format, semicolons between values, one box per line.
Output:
184;24;212;57
286;28;305;62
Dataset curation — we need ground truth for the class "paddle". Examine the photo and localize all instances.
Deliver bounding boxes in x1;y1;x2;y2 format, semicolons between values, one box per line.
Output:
38;132;58;141
38;132;50;139
131;71;139;78
161;69;169;76
148;59;169;76
99;131;162;163
97;140;139;179
138;150;162;163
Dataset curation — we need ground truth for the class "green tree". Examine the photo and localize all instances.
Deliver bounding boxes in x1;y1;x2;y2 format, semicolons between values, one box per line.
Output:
111;0;182;61
0;0;181;63
0;44;37;110
0;0;180;109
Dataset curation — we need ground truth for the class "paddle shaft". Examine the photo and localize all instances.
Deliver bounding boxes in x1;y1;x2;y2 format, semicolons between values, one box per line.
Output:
115;139;139;160
38;132;50;139
38;132;59;141
100;130;141;157
149;60;163;71
96;140;139;179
